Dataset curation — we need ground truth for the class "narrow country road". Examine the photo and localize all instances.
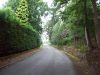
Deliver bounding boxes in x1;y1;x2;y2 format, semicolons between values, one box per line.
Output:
0;46;75;75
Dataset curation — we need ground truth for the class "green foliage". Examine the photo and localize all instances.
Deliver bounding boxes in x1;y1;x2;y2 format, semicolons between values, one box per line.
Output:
27;0;48;33
27;0;41;32
0;7;19;23
6;0;20;11
47;0;96;53
0;8;41;56
54;0;69;5
6;0;48;34
15;0;29;24
50;19;85;45
0;0;69;56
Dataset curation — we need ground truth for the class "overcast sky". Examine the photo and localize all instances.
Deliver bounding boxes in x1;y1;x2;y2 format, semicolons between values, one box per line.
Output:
0;0;8;8
0;0;100;8
41;0;53;45
43;0;53;7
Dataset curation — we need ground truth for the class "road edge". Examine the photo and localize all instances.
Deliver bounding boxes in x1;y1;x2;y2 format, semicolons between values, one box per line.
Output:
0;48;40;69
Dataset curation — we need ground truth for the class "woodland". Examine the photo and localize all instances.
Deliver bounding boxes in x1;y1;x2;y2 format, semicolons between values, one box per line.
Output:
0;0;100;75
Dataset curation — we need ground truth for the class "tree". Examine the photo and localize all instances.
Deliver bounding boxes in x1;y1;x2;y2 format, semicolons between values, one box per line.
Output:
27;0;48;33
48;0;97;50
91;0;100;48
84;0;93;50
15;0;29;24
6;0;20;11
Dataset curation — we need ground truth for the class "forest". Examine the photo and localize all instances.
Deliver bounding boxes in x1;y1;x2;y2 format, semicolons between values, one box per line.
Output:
0;0;100;75
47;0;100;74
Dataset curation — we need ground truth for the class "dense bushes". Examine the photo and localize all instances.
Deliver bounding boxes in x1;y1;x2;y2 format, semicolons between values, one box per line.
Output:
0;8;41;56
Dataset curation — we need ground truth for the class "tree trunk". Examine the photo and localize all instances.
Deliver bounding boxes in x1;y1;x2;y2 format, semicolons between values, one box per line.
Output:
84;0;93;50
91;0;100;48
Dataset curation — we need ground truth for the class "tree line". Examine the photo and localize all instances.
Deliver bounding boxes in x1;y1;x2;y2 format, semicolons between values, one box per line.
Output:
47;0;100;74
48;0;100;50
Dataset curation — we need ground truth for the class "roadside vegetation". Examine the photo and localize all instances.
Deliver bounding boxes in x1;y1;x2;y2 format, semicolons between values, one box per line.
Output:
0;0;48;56
47;0;100;75
0;0;100;75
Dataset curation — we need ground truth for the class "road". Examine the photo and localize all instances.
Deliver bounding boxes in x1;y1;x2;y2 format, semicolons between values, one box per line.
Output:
0;46;75;75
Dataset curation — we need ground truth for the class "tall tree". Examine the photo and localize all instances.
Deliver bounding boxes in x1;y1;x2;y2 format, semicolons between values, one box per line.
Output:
84;0;93;50
91;0;100;48
15;0;29;24
48;0;97;50
27;0;48;33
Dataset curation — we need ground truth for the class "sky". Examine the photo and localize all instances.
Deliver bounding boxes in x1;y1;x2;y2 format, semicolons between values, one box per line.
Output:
43;0;53;7
42;0;53;26
41;0;53;45
42;0;53;21
98;0;100;2
0;0;8;8
0;0;100;8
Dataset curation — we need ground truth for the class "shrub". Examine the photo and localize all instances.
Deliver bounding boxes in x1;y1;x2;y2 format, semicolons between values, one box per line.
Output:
0;8;41;56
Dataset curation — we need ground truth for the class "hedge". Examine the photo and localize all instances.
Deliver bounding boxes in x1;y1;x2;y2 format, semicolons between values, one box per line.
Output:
0;8;41;56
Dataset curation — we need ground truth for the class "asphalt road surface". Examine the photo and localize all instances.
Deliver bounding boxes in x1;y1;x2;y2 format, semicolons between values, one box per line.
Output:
0;46;75;75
